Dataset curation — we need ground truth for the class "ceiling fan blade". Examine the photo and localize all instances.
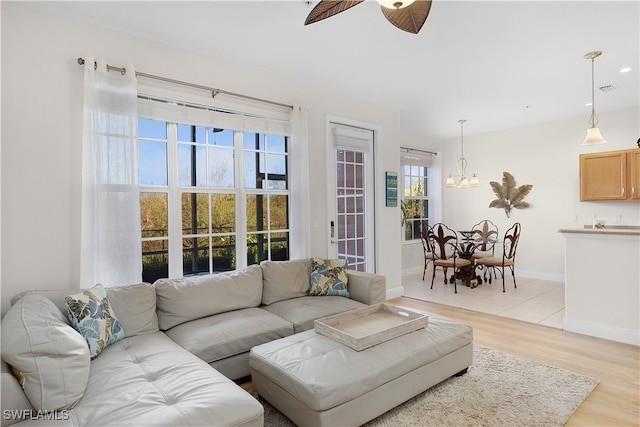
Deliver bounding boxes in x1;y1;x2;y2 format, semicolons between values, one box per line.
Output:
381;0;432;34
305;0;365;25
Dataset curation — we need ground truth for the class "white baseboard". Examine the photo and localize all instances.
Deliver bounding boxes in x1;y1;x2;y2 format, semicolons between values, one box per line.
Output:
517;269;565;283
386;286;404;300
563;317;639;346
402;266;424;277
402;266;565;284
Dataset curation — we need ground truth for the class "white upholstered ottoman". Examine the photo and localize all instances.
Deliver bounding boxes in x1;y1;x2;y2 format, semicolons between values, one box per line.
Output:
249;316;473;427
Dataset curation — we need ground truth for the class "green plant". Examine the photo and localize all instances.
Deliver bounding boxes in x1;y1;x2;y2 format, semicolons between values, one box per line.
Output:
489;172;532;218
400;200;412;227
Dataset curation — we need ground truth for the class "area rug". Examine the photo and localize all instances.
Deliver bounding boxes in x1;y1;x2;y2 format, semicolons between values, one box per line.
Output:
261;345;599;427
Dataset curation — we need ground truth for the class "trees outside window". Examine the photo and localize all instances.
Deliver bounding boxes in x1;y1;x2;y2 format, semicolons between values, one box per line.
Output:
139;118;289;283
401;164;429;241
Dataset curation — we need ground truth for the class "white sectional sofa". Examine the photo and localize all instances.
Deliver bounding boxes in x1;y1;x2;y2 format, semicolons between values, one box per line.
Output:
0;259;386;427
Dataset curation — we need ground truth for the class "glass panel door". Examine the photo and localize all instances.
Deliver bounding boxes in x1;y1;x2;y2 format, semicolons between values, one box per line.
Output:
328;123;375;273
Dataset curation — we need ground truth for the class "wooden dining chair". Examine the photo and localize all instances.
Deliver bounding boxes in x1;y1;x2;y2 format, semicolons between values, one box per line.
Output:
427;223;471;293
476;222;522;292
419;221;432;280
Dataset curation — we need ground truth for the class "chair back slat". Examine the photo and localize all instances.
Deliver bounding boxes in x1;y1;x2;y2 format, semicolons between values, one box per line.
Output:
428;223;459;260
502;222;522;261
472;220;499;252
419;221;431;255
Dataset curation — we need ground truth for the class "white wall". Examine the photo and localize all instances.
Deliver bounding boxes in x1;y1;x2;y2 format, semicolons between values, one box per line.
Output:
562;230;639;345
436;107;640;281
401;107;640;279
3;3;638;314
0;3;405;313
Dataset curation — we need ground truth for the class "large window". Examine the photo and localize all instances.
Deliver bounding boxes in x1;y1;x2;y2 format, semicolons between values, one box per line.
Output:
139;118;289;283
401;164;429;242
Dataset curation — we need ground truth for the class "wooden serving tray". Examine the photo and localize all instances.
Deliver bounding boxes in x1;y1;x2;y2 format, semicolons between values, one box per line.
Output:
314;303;429;351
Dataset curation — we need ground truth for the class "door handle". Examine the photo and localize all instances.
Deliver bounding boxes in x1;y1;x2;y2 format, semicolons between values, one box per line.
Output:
330;221;336;243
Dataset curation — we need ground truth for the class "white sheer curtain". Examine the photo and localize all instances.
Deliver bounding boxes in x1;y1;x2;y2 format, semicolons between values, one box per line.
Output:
289;105;310;259
80;56;142;287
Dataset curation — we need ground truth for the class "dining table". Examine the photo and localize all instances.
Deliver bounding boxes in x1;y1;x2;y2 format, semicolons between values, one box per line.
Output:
453;230;483;288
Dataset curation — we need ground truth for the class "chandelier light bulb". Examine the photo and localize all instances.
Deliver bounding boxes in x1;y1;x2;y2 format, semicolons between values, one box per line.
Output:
376;0;415;9
445;174;456;187
582;127;606;145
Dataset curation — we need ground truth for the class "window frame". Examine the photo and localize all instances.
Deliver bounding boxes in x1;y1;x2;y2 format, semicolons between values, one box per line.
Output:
400;163;431;243
138;115;291;282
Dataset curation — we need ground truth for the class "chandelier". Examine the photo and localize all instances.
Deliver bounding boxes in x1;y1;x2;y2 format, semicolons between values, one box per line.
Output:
445;119;479;188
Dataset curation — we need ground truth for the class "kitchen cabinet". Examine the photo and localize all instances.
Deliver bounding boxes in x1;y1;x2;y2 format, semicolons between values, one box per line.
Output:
580;148;640;201
629;149;640;200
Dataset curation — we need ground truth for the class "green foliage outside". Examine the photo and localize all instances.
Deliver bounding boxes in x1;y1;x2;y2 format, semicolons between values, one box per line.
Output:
402;169;427;240
140;190;289;282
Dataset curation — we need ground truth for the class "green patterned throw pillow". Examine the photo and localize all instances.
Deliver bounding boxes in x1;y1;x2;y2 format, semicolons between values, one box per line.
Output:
65;284;125;359
309;258;350;297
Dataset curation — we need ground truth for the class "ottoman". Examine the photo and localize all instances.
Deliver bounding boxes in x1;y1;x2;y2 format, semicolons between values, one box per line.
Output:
249;315;473;427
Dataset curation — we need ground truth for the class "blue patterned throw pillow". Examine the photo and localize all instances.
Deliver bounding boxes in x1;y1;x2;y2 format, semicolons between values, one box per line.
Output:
65;284;125;359
309;258;350;297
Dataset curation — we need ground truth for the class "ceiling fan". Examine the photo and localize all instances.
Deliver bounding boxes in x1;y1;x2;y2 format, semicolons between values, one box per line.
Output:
304;0;433;34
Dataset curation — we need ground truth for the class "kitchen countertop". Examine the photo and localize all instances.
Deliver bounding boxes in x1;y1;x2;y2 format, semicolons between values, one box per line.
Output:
558;227;640;236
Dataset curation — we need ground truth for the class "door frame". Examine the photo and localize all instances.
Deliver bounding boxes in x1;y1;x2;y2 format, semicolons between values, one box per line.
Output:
325;115;379;273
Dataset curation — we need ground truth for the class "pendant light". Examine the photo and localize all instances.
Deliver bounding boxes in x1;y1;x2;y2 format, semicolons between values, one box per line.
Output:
445;119;479;188
582;51;606;145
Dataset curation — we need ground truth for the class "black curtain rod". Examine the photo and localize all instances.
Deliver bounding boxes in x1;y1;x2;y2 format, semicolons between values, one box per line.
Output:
77;57;293;110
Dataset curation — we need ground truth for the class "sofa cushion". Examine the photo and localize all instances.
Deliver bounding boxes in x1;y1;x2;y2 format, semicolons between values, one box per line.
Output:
103;282;159;336
165;307;294;365
0;295;91;411
155;265;263;330
65;284;126;359
11;282;159;337
261;296;366;333
309;258;350;297
60;331;264;427
261;259;311;305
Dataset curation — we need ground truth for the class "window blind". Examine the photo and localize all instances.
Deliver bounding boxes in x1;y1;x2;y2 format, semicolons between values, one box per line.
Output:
137;79;291;135
331;123;373;152
401;150;434;167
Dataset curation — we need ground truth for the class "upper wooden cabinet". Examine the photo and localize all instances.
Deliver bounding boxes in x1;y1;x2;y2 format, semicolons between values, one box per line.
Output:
629;149;640;201
580;148;640;201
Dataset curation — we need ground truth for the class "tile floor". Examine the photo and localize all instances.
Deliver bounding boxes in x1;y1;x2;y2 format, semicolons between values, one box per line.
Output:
402;267;565;329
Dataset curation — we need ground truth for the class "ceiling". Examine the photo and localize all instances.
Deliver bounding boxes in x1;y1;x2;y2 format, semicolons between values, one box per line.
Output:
29;1;639;139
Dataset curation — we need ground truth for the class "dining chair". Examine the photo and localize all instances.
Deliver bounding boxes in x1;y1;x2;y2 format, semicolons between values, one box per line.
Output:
476;222;522;292
419;221;432;280
427;223;471;293
471;220;499;260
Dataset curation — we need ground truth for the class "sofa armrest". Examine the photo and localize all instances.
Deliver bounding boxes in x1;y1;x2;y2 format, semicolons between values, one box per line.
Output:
1;360;32;427
346;271;386;305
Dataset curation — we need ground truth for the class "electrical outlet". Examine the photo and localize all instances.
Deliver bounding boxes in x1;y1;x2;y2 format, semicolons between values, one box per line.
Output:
615;214;622;223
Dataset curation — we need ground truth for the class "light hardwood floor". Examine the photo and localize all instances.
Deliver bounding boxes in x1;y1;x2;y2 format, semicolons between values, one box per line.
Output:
389;297;640;427
241;297;639;425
